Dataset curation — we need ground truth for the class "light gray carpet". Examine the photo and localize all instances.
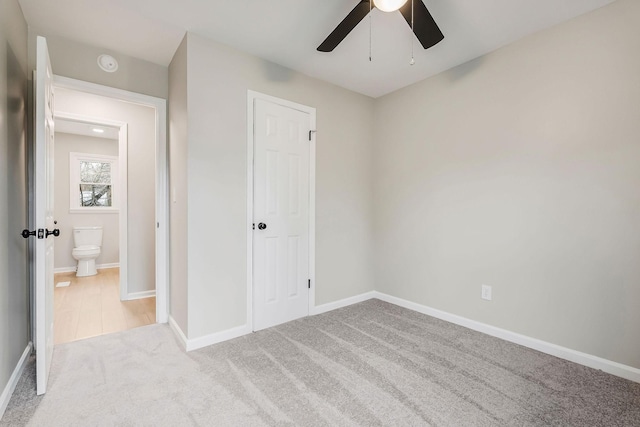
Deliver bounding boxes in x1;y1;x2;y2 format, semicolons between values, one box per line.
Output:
2;299;639;426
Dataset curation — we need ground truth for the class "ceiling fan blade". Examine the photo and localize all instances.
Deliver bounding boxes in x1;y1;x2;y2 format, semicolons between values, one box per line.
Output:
399;0;444;49
317;1;371;52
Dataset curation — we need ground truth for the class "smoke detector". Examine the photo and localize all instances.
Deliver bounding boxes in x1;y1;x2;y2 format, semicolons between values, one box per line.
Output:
97;54;118;73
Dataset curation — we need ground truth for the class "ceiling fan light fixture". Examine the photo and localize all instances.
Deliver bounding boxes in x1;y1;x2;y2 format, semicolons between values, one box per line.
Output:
373;0;408;13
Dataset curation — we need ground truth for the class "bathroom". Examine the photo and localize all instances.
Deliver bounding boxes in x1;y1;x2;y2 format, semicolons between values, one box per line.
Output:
51;87;158;343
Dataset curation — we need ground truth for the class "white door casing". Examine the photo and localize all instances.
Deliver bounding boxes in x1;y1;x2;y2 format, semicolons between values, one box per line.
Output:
252;97;314;331
35;36;55;395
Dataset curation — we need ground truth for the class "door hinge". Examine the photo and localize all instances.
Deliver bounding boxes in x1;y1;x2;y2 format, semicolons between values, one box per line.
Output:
308;130;316;141
308;279;311;289
37;229;45;239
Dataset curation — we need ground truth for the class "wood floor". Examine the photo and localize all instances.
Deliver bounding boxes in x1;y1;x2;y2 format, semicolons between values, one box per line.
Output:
54;268;156;345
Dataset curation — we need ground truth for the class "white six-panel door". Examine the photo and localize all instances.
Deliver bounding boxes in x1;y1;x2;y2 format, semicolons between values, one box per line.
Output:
35;36;55;395
253;98;311;331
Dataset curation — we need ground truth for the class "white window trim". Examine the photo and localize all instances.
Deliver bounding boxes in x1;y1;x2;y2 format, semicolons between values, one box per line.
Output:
69;152;119;213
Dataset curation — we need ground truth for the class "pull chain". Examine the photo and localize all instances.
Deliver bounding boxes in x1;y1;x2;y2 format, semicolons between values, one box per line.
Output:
410;0;415;65
369;0;372;61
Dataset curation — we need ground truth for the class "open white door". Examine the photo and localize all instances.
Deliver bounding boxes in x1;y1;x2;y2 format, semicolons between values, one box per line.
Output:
35;36;56;395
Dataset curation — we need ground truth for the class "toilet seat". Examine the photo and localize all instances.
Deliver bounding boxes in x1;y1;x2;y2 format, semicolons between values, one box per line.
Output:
72;245;100;257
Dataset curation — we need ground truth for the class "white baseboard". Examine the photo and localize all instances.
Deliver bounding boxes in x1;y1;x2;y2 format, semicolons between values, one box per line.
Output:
168;316;188;350
54;263;120;274
98;263;120;270
123;290;156;301
168;316;252;352
0;343;32;419
372;291;640;384
186;325;252;352
311;291;377;315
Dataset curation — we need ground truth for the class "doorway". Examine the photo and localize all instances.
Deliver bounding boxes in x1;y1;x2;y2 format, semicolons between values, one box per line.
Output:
52;77;169;324
247;92;316;331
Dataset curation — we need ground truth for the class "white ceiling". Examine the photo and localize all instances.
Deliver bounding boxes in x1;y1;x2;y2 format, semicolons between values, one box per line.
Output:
19;0;615;98
56;119;119;141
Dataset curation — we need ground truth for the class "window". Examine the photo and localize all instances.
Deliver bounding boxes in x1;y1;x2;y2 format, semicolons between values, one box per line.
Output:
70;152;119;213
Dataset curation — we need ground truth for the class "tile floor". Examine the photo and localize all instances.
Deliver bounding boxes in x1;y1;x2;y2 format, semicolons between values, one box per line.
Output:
54;268;156;344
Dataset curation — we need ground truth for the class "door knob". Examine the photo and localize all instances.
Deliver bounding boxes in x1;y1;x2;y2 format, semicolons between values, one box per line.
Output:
46;228;60;238
21;229;45;239
257;223;267;230
21;229;36;239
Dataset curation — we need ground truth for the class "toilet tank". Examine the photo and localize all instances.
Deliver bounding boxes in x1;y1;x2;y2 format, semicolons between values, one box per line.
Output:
73;226;103;247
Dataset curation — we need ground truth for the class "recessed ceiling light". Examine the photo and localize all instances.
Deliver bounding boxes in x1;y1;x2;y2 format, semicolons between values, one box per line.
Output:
97;54;118;73
92;128;105;133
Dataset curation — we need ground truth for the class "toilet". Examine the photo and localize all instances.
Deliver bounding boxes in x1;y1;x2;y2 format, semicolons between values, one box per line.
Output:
71;226;103;277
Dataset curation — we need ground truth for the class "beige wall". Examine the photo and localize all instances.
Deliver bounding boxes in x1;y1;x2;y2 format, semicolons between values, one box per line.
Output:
168;36;189;333
171;33;375;339
373;0;640;369
54;88;157;295
0;0;29;409
53;132;119;269
28;32;168;99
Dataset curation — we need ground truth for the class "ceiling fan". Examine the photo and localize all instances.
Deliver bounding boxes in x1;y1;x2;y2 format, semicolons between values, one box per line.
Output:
317;0;444;52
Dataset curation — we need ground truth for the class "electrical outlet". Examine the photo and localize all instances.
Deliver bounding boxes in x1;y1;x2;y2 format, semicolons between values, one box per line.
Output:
481;285;492;301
